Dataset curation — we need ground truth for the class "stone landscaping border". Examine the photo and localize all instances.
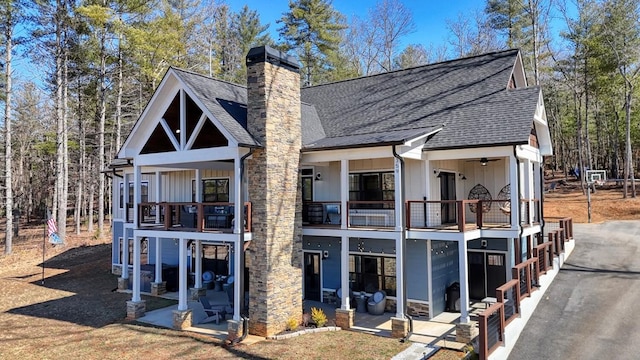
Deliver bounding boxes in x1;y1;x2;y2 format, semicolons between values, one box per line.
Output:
267;326;341;340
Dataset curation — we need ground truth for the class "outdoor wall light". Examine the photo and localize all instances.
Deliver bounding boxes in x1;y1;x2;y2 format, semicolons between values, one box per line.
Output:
459;173;466;180
315;173;322;181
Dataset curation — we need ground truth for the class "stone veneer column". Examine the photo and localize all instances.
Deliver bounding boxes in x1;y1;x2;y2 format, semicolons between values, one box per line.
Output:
246;46;302;337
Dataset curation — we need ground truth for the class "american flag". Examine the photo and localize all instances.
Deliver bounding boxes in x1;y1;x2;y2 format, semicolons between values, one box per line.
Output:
47;215;58;237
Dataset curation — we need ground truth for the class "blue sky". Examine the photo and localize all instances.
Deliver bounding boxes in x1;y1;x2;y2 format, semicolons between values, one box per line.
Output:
229;0;485;49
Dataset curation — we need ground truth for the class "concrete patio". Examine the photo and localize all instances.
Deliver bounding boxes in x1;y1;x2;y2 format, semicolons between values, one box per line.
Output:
135;287;478;351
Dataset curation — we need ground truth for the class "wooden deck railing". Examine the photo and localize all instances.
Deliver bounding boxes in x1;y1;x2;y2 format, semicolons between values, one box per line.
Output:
478;302;505;360
496;279;520;326
512;257;539;299
133;202;252;233
533;241;554;275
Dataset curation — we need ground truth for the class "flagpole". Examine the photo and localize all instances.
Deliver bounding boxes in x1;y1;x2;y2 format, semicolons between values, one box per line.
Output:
42;208;47;285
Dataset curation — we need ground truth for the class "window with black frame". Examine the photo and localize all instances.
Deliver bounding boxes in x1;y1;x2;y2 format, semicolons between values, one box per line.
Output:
127;181;149;204
349;172;394;208
349;254;396;296
192;178;229;202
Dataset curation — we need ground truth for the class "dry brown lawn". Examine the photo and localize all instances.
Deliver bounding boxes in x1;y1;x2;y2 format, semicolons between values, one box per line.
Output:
0;184;632;360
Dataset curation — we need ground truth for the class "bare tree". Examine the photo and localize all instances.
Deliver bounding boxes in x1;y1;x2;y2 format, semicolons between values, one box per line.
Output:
372;0;416;72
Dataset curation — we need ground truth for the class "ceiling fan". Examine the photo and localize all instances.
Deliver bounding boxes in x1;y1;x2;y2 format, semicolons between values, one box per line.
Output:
466;157;501;166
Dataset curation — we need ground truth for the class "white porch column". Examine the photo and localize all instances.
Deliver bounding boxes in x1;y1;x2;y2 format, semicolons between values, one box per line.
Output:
178;238;188;311
394;157;403;232
233;241;242;320
194;240;202;288
509;155;519;229
340;160;348;230
458;239;470;323
524;159;533;224
133;165;141;228
123;173;130;222
394;157;405;318
195;169;202;202
533;161;542;220
122;237;129;279
132;236;141;302
340;235;350;309
234;155;243;234
155;171;161;224
155;237;162;282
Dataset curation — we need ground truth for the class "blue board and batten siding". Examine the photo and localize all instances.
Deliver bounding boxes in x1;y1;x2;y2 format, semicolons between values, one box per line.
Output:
430;240;459;316
112;220;124;264
406;239;429;301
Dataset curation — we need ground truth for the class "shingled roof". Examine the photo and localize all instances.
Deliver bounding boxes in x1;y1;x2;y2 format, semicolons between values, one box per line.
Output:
301;48;537;150
168;48;538;152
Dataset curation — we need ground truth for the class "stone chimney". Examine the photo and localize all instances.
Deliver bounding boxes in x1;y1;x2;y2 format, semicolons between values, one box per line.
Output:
245;46;302;337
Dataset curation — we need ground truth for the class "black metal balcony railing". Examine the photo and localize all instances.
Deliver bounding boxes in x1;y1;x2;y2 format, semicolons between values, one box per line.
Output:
127;202;252;233
303;201;396;229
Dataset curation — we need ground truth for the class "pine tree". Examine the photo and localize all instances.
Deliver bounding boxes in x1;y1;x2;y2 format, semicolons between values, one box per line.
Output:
278;0;346;86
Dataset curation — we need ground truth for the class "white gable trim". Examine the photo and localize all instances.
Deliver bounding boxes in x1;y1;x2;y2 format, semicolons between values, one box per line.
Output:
136;146;244;166
159;117;180;151
533;90;553;156
118;68;244;159
119;70;181;158
185;113;208;150
510;51;528;88
180;85;240;147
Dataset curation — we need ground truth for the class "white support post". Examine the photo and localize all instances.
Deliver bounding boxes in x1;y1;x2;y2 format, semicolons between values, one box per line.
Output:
234;154;243;234
123;173;130;223
180;89;186;148
233;241;242;320
133;165;141;228
509;155;519;229
458;239;470;323
122;238;129;279
195;240;202;289
132;236;141;302
395;232;405;318
340;160;348;230
394;157;405;318
524;159;533;225
195;169;202;202
394;157;403;232
155;237;162;282
178;238;188;311
340;235;350;309
155;171;161;224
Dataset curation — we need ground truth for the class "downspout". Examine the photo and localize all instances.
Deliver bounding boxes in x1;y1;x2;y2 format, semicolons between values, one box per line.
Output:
393;145;413;342
232;147;254;345
514;146;524;260
539;164;545;243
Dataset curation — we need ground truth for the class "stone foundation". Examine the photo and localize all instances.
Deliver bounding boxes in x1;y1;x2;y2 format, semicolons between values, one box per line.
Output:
227;319;242;342
407;301;430;318
456;321;478;343
323;289;337;305
117;277;129;291
391;317;410;338
172;309;193;330
126;300;146;320
112;265;122;276
335;308;354;329
151;281;166;296
385;298;397;313
190;287;206;300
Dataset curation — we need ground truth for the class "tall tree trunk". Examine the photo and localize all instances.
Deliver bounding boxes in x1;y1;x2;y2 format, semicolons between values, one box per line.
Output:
98;20;107;236
116;32;123;151
55;0;65;240
4;10;13;255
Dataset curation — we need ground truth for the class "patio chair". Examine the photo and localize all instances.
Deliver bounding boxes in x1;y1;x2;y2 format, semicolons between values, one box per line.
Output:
199;296;226;325
367;290;387;315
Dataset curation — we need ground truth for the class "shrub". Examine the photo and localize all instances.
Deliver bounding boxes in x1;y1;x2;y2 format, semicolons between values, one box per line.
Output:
286;316;299;331
310;307;327;327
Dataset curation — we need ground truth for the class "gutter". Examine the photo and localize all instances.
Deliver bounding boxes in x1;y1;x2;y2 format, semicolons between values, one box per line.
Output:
392;145;413;342
231;147;254;345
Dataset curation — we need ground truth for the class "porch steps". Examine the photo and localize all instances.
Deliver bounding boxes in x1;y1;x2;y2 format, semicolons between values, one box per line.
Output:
391;343;438;360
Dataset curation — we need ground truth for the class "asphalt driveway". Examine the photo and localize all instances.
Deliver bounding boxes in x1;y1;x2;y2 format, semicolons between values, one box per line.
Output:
509;221;640;360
